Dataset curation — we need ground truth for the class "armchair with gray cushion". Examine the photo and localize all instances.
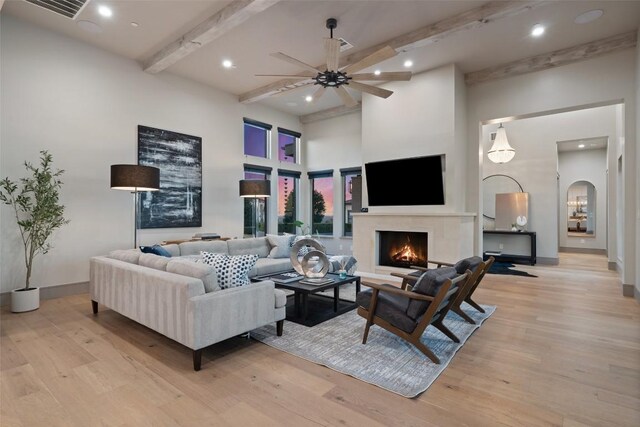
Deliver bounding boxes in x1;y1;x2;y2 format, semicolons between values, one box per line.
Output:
356;268;472;364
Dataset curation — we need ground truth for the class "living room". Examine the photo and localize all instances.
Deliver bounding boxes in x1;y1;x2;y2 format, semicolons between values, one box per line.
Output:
1;1;640;425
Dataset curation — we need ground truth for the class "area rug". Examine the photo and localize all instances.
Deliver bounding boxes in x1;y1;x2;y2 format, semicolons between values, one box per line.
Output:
488;261;537;277
251;302;495;398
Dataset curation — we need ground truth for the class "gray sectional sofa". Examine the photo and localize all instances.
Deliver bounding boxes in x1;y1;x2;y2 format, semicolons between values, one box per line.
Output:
89;236;292;371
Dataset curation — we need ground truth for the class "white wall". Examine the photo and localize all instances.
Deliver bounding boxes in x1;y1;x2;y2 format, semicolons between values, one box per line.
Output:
558;149;607;250
481;106;616;261
636;29;640;297
303;112;362;254
0;15;301;292
361;64;468;214
467;49;636;286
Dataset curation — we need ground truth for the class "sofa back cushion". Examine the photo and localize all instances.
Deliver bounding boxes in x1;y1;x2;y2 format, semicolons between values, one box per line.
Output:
108;249;141;264
227;237;270;258
179;240;229;256
167;259;220;293
266;234;293;259
139;253;171;271
161;244;181;257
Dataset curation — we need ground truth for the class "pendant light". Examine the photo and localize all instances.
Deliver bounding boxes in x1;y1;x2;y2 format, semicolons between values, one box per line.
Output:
488;123;515;164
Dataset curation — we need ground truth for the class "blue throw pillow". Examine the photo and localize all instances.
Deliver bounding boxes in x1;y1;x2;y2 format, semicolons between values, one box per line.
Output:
139;244;172;258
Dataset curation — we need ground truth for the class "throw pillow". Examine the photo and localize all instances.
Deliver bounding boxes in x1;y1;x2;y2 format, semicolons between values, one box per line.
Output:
201;251;258;289
167;259;219;293
139;244;172;258
266;234;293;259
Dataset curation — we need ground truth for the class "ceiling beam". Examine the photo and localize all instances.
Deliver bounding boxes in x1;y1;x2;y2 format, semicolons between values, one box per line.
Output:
239;0;544;103
299;103;362;125
143;0;281;74
465;31;638;86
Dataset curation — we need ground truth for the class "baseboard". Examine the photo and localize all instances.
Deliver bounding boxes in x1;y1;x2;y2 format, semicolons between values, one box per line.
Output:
622;283;635;298
608;261;618;271
0;281;89;306
559;247;606;255
536;257;559;265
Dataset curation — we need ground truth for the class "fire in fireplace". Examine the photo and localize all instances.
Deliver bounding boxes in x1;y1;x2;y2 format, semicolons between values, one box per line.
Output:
378;231;428;268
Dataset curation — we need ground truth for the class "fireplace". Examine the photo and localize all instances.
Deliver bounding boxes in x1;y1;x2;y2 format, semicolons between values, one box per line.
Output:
378;231;428;268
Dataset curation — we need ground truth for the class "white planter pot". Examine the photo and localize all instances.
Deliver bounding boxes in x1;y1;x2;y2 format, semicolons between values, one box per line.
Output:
11;287;40;313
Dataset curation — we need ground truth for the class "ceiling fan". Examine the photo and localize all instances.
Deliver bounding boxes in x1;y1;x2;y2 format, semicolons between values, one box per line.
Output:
256;18;412;107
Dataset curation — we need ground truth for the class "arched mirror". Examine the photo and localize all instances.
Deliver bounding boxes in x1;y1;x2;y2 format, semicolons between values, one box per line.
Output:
567;180;595;237
482;174;523;220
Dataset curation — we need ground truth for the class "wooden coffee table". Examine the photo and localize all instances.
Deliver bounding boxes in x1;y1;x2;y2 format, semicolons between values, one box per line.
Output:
255;272;361;327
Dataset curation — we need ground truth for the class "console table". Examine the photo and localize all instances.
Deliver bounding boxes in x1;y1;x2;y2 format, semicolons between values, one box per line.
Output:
483;230;536;265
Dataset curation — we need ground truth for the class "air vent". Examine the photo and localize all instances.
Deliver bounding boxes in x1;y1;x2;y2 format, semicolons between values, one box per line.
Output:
25;0;89;19
490;132;497;141
339;38;354;52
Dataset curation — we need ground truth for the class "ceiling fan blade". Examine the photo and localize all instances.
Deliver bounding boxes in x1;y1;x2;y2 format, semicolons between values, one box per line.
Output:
335;86;358;108
312;86;326;102
255;73;316;78
343;46;397;74
270;52;322;73
348;81;393;99
324;38;341;72
351;72;412;81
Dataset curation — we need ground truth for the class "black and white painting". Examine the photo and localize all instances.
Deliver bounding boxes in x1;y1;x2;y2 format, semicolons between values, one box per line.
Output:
138;125;202;228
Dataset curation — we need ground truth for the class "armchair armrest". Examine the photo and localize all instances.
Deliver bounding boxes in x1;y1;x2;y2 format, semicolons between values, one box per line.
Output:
361;281;434;302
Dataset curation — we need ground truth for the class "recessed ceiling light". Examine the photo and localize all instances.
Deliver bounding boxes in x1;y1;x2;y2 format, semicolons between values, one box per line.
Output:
574;9;603;24
531;24;545;37
222;59;233;68
305;95;313;102
578;144;585;148
130;22;139;28
98;5;112;18
403;60;413;68
374;69;381;76
77;20;103;33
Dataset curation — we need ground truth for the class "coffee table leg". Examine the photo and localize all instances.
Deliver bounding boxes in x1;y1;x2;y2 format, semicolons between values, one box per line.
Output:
295;292;301;317
356;277;361;294
302;294;308;320
333;287;339;312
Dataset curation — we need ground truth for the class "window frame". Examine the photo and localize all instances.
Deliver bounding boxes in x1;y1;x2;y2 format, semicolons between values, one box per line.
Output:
277;169;301;235
340;167;361;237
277;127;301;164
308;170;334;236
243;164;272;237
243;118;272;159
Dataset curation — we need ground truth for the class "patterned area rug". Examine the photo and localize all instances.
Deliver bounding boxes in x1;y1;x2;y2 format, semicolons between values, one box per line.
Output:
252;302;495;398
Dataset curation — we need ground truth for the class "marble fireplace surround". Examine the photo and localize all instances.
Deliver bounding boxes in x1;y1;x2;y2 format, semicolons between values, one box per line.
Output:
352;213;476;277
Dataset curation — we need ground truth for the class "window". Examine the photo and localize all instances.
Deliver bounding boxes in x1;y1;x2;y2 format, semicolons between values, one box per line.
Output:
243;164;272;237
308;170;334;236
278;169;300;234
341;167;361;237
243;118;272;158
277;127;301;163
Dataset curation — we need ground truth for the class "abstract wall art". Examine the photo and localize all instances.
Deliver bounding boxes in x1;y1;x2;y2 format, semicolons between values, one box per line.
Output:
137;125;202;228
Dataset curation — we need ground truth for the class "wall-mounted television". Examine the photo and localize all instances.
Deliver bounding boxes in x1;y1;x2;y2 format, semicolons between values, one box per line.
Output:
364;154;445;206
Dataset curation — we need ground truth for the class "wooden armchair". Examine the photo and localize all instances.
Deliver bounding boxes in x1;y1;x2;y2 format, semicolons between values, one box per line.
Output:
391;256;495;324
356;270;471;364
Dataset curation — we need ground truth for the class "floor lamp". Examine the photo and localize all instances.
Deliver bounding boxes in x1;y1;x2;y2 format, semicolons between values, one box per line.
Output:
110;164;160;248
239;179;271;238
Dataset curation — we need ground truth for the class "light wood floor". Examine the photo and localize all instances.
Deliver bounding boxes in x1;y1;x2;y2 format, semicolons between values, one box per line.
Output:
1;253;639;426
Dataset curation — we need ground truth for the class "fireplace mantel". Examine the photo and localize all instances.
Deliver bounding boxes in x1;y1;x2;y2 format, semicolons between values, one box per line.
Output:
353;212;476;276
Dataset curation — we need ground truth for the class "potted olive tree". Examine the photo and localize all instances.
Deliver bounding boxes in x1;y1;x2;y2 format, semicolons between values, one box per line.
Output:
0;151;69;312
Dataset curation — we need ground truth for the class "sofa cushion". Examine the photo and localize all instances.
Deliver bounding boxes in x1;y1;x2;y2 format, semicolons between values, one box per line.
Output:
139;253;171;271
167;258;219;293
356;287;416;333
201;252;258;289
179;240;229;256
249;258;292;277
227;237;270;258
328;255;358;275
108;249;141;264
274;289;287;308
161;244;181;257
407;267;458;320
266;234;293;259
140;244;172;257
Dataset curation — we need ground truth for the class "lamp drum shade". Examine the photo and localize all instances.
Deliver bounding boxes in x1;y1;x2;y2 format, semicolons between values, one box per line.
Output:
110;164;160;191
239;179;271;197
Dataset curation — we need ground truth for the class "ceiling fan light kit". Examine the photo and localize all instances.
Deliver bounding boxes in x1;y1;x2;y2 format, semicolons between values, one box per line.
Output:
258;18;412;107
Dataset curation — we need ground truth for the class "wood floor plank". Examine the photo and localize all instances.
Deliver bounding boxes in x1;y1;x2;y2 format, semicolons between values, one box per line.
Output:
1;253;638;426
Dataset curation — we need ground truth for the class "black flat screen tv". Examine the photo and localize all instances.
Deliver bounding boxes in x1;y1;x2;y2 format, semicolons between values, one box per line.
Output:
364;154;445;206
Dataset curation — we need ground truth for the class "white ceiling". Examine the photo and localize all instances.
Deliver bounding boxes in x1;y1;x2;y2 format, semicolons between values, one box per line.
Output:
3;0;640;116
557;136;608;152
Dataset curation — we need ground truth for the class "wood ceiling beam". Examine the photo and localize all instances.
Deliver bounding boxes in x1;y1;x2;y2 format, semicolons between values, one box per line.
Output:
239;0;544;103
465;31;638;86
143;0;281;74
299;103;361;125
